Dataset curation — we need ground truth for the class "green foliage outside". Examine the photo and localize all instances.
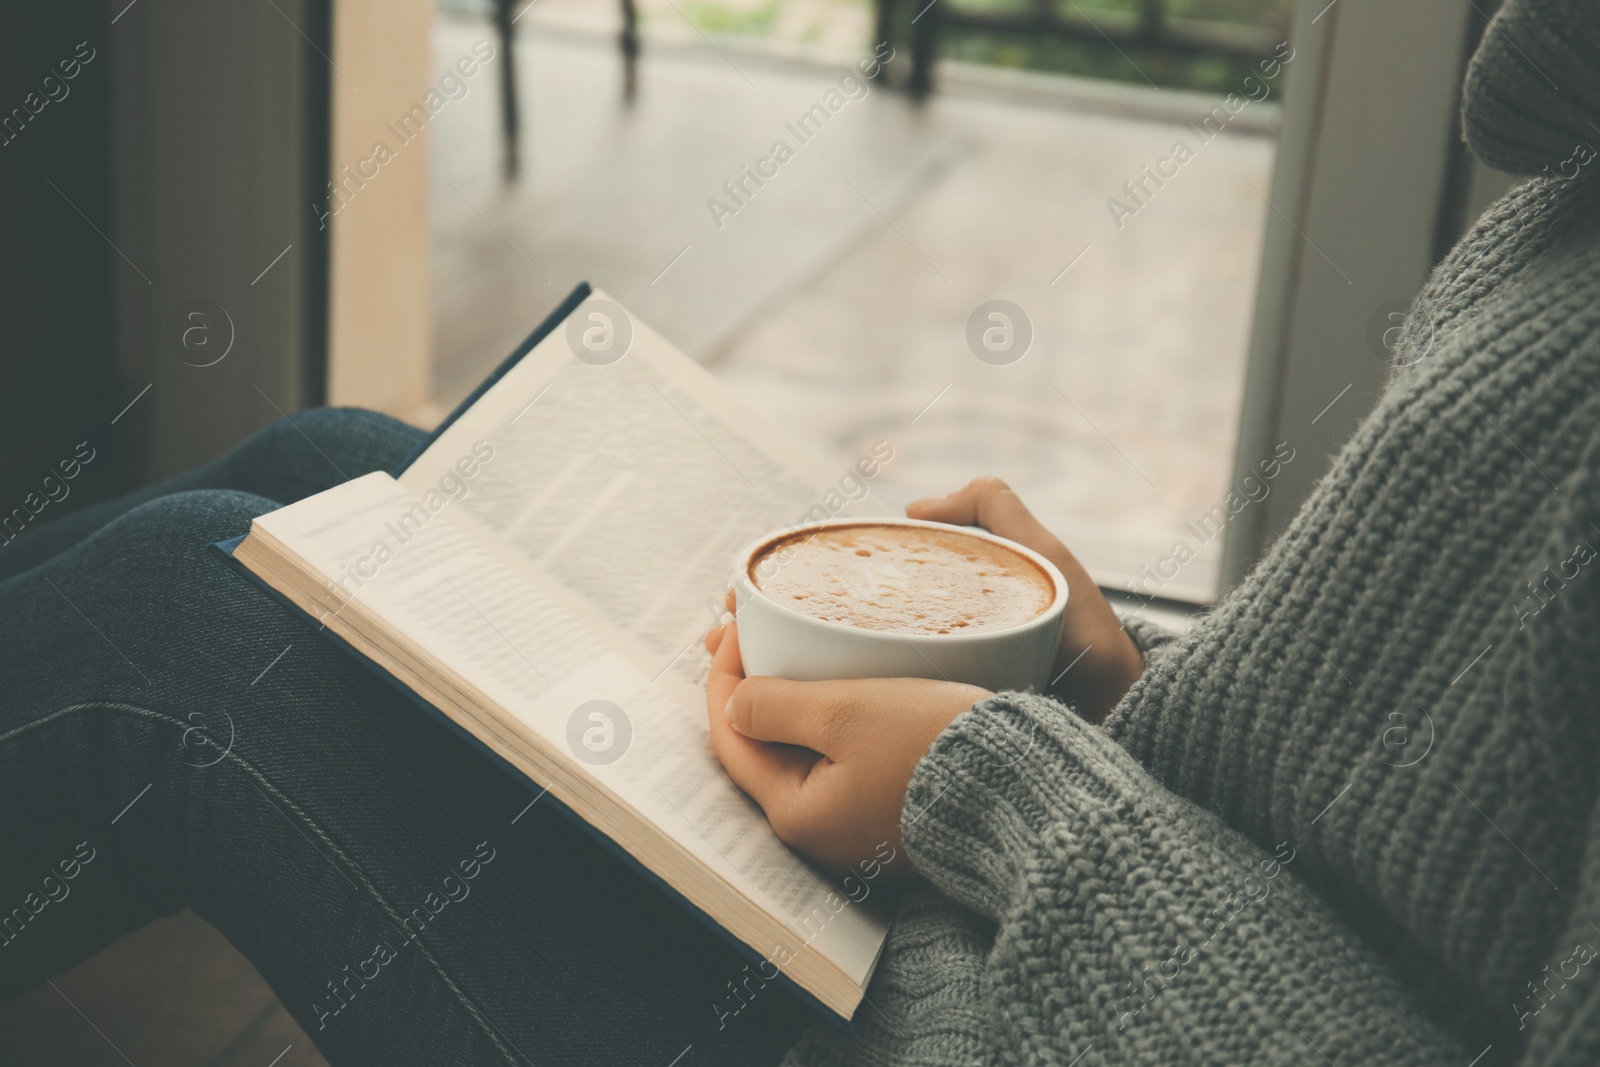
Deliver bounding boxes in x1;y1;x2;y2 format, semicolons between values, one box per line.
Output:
680;0;786;36
669;0;1296;95
941;0;1294;93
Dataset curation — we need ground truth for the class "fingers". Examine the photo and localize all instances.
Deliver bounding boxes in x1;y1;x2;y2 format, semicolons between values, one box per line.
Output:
708;716;820;830
726;676;855;756
704;583;743;653
702;620;849;829
705;621;743;711
907;480;1114;677
908;481;1148;721
704;623;822;825
707;627;836;760
907;475;1004;523
908;477;1064;559
704;622;726;655
714;676;988;866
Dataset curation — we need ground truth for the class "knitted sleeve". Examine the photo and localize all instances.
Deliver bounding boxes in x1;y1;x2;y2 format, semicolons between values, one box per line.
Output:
1043;611;1176;709
900;692;1600;1065
1116;612;1179;659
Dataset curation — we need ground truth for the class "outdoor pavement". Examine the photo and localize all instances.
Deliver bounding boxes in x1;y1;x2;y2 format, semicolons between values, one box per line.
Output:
429;11;1276;599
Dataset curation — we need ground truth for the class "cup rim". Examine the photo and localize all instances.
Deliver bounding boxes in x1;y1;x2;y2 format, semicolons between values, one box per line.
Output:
734;516;1069;643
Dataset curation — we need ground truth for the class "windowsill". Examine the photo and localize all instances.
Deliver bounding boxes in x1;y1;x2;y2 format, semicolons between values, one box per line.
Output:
1106;587;1206;633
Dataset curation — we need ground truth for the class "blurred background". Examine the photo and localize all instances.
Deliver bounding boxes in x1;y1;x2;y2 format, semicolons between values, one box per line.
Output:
0;0;1514;1061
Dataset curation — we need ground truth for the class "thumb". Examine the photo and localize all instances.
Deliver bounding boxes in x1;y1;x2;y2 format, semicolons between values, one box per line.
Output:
726;676;852;758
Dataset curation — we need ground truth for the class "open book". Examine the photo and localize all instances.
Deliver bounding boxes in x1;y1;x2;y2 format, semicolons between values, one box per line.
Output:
225;285;897;1019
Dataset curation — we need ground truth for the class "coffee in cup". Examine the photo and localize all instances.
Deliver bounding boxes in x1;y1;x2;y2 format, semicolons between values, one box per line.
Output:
733;518;1068;692
749;523;1055;636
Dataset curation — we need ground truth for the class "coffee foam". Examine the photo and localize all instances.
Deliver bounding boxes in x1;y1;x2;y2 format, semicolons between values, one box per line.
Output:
750;523;1053;635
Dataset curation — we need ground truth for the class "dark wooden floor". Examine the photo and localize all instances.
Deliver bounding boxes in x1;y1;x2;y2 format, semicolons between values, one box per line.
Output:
0;910;329;1067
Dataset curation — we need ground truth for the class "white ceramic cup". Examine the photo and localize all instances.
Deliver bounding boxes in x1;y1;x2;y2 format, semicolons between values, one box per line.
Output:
732;517;1068;692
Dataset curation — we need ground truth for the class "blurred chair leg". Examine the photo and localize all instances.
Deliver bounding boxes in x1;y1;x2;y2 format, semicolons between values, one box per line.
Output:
872;0;894;84
620;0;640;103
908;0;937;99
494;0;521;179
1138;0;1163;46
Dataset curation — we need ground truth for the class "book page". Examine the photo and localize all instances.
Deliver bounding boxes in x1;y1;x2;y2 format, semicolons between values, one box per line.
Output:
398;289;899;699
254;473;891;986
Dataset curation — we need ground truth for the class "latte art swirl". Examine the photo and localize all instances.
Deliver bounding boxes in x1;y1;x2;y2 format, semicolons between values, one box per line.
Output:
751;523;1053;636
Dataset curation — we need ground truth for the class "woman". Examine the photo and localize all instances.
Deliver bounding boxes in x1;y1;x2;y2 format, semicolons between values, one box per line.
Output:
3;1;1597;1064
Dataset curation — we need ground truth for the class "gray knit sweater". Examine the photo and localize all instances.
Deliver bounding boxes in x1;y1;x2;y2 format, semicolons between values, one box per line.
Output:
785;2;1600;1064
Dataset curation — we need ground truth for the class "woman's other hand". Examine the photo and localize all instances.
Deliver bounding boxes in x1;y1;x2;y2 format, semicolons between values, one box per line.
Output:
907;477;1143;722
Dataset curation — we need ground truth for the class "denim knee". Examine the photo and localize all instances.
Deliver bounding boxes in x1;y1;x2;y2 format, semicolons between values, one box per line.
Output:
5;488;321;714
257;407;424;476
108;488;280;571
235;404;425;483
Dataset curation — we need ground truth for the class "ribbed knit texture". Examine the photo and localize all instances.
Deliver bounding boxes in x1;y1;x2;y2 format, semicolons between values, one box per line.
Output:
784;2;1600;1063
1462;0;1600;176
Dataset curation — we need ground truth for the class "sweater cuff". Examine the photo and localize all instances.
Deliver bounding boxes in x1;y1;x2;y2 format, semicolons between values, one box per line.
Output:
900;691;1132;920
1098;609;1187;757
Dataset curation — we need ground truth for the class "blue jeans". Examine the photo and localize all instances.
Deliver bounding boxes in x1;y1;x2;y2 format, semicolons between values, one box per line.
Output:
0;409;813;1066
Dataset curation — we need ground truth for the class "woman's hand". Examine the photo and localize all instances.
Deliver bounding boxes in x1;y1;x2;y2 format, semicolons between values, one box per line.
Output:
703;622;989;877
907;477;1143;722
